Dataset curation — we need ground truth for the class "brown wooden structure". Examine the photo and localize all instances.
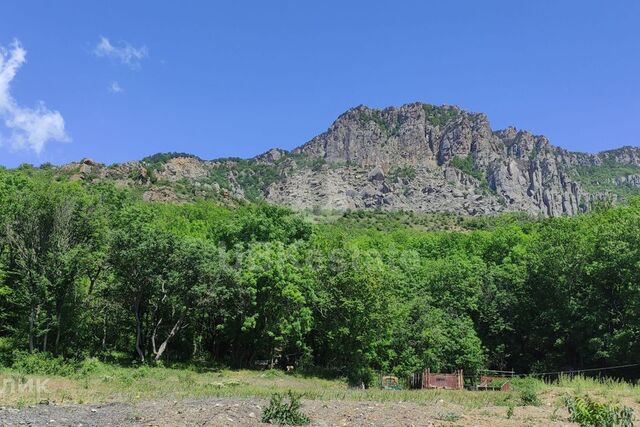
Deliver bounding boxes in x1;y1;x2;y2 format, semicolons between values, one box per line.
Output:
478;375;511;391
409;369;464;390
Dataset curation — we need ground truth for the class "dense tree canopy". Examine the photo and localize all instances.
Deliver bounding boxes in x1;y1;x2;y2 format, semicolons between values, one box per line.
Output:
2;167;640;385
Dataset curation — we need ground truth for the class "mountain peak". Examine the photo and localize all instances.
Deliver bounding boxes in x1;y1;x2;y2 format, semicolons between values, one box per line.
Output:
31;103;640;217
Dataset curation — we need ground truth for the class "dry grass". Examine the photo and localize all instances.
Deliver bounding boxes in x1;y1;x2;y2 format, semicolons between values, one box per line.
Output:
0;366;512;408
1;364;639;414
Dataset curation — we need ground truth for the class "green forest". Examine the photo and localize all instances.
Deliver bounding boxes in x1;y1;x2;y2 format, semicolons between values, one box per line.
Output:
1;166;640;386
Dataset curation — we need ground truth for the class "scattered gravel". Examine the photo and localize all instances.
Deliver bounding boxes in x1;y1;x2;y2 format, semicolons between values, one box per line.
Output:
0;397;568;426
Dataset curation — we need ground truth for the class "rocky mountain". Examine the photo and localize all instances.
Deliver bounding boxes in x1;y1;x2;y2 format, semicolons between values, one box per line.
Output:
56;103;640;216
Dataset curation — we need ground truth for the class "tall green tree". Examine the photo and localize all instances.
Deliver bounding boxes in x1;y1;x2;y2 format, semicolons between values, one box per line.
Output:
234;241;315;367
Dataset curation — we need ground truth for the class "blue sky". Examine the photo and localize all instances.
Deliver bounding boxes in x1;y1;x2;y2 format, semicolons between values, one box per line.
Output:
0;1;638;167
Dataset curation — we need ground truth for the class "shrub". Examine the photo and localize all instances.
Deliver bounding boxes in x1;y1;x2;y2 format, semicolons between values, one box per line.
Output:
11;352;75;376
261;390;310;425
0;337;14;367
74;357;105;378
511;377;541;406
346;366;376;388
359;111;390;134
421;104;460;126
563;395;634;427
450;155;483;181
389;165;417;182
132;365;153;379
519;387;541;406
10;354;110;378
141;152;201;165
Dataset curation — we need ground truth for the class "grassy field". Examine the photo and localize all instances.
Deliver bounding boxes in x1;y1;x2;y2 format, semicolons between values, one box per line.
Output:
2;361;639;413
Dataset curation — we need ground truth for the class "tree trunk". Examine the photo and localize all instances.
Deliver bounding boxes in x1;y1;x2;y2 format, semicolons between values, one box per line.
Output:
87;265;103;296
101;312;107;351
134;299;145;363
54;310;62;354
151;318;162;355
28;305;35;353
192;332;198;358
154;316;184;361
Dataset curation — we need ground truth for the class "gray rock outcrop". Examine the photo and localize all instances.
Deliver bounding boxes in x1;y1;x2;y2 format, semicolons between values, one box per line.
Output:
53;102;640;216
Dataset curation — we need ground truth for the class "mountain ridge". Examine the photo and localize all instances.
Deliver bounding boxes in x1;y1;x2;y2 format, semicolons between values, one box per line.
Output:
34;102;640;216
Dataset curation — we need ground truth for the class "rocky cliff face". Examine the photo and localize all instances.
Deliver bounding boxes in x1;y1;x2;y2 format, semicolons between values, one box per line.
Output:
57;103;640;216
267;103;639;216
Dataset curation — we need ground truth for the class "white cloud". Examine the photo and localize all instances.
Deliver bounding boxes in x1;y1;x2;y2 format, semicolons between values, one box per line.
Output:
0;40;69;154
108;81;123;93
94;37;147;69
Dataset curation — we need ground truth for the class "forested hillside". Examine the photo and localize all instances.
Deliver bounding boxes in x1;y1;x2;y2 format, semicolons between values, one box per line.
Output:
1;166;640;385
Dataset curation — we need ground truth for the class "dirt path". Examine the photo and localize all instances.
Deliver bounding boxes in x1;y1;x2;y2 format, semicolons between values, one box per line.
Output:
0;398;573;426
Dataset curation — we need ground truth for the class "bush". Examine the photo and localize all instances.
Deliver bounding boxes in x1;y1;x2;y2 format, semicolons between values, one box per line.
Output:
75;357;105;378
10;353;110;378
564;395;634;427
519;387;540;406
11;352;75;376
346;366;376;388
0;337;14;367
389;165;417;181
511;377;541;406
518;387;540;406
450;155;484;181
261;390;310;425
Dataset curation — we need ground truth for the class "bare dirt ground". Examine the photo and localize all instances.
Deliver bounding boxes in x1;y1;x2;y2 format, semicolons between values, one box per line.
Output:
0;397;573;426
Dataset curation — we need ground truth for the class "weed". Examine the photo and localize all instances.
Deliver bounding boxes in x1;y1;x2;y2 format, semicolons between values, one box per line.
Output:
563;394;634;427
436;411;461;422
261;390;310;425
519;387;540;406
260;369;284;379
60;390;72;403
15;397;28;408
506;403;514;419
512;377;541;406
